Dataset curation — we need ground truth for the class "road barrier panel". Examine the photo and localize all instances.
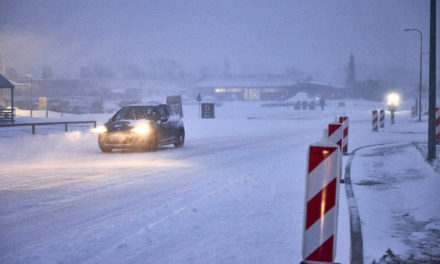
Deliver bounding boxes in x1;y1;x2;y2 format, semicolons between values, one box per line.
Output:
328;123;344;183
328;123;343;151
379;110;385;129
372;110;378;132
338;116;349;154
302;135;341;263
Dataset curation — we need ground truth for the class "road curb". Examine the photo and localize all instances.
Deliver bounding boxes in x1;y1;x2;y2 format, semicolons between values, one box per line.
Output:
344;142;401;264
344;150;364;264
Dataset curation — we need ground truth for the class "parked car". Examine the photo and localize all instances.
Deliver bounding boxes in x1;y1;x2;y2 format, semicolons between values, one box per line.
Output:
97;104;185;152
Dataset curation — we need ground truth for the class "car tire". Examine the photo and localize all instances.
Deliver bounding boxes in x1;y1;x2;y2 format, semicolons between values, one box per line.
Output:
148;134;158;151
174;130;185;148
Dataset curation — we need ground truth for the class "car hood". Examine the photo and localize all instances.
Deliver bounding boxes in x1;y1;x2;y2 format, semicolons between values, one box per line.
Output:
106;119;154;132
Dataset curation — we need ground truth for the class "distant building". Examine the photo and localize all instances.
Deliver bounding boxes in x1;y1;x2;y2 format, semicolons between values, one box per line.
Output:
195;75;342;101
0;73;15;124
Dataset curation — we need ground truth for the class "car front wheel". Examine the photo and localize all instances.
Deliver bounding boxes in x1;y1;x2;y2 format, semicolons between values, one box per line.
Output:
174;130;184;148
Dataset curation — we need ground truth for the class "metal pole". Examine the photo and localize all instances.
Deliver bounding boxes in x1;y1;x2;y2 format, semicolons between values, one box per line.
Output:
404;28;423;121
419;30;423;122
30;76;33;117
427;0;436;160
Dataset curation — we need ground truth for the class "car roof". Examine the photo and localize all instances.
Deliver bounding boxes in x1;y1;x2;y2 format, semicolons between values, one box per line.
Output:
124;102;168;107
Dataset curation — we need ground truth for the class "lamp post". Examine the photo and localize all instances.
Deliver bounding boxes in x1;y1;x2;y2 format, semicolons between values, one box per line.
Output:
26;74;33;117
404;28;423;121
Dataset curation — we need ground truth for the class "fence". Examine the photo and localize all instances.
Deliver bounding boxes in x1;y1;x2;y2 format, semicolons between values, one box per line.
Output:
0;108;14;125
0;121;96;135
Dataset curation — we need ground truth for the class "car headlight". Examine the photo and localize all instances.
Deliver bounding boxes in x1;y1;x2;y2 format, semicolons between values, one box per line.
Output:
131;124;151;134
93;125;107;133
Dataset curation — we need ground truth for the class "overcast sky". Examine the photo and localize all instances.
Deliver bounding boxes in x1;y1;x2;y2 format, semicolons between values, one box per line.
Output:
0;0;435;85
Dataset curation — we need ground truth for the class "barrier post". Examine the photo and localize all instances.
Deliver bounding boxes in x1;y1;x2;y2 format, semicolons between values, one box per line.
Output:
372;110;378;131
328;123;343;151
302;135;340;263
338;116;349;154
379;110;385;129
328;123;343;183
391;110;395;124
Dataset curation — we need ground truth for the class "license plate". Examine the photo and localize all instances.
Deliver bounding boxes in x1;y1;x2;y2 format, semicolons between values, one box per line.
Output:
109;134;125;142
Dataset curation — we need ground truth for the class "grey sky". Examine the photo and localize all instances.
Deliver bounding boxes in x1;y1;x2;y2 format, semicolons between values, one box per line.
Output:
0;0;434;85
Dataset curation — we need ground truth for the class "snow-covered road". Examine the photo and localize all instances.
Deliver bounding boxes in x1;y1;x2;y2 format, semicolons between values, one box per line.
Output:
1;100;436;263
1;103;349;263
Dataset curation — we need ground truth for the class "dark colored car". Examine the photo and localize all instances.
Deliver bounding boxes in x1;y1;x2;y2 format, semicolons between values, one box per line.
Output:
97;104;185;152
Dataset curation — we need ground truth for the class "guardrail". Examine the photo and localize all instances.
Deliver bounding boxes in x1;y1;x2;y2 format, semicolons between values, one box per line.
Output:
0;121;97;135
0;109;14;124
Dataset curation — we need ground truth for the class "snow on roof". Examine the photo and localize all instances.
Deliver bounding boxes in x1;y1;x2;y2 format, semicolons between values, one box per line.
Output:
286;92;314;102
0;74;14;89
196;75;299;88
297;80;344;89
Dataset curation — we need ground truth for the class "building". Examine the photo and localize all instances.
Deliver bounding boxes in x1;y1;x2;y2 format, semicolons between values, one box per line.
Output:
0;73;15;124
195;75;341;101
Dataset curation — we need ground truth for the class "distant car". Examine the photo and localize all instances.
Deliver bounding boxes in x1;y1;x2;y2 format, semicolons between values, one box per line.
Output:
97;104;185;152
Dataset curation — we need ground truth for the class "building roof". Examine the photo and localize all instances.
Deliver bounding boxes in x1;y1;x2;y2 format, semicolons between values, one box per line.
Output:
196;75;299;88
0;74;14;89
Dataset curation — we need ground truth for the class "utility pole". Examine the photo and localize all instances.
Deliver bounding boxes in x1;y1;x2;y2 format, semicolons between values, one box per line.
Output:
427;0;436;160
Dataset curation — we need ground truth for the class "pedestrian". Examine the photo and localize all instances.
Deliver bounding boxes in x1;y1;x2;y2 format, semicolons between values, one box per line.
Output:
319;97;325;110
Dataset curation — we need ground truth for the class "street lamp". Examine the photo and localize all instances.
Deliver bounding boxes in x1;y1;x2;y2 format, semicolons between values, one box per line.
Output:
26;74;33;117
404;28;423;121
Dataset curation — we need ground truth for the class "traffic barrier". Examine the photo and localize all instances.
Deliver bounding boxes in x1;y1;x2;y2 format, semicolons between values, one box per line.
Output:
328;123;344;184
379;110;385;128
391;110;395;124
328;123;343;150
338;116;349;154
302;139;340;263
372;110;378;131
436;108;440;140
411;106;417;118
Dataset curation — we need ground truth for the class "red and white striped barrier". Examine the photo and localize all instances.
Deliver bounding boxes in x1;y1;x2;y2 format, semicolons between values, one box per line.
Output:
328;123;343;150
391;110;395;124
338;116;349;154
302;141;340;263
379;110;385;128
436;108;440;140
372;110;378;132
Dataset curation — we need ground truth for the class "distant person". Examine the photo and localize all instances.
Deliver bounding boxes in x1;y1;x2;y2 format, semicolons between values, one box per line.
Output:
319;97;325;110
302;101;308;110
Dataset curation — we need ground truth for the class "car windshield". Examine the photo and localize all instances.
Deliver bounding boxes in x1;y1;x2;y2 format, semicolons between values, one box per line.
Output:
112;106;155;121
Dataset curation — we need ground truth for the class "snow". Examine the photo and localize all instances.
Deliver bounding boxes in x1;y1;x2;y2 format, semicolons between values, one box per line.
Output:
286;92;314;102
0;99;439;263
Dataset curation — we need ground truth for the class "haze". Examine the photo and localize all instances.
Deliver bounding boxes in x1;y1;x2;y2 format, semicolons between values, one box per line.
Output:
0;0;435;86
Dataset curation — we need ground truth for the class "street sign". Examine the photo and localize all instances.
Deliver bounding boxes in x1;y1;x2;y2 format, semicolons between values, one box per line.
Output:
201;103;215;118
166;95;183;118
39;97;47;110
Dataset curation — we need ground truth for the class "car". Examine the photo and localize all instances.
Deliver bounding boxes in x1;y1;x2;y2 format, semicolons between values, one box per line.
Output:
96;104;185;152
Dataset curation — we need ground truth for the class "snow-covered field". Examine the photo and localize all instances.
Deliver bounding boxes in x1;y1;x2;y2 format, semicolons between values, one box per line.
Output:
0;99;438;263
